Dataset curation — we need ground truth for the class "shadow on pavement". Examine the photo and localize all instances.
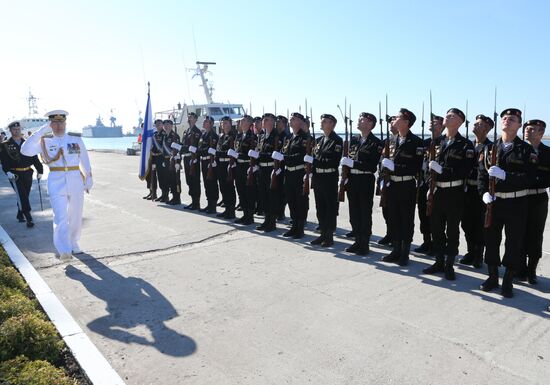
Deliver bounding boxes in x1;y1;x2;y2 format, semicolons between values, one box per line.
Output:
65;253;197;357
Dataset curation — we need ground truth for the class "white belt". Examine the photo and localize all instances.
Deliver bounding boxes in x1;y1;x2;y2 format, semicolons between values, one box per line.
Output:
286;164;305;172
218;157;230;162
495;189;529;199
315;168;337;174
237;159;250;164
182;153;192;157
528;188;547;195
259;162;274;167
435;180;464;188
350;169;373;175
200;156;210;161
467;179;477;186
389;175;414;182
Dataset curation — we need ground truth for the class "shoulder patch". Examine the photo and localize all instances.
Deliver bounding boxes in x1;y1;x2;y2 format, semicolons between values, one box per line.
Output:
335;144;342;152
466;149;474;158
416;147;424;156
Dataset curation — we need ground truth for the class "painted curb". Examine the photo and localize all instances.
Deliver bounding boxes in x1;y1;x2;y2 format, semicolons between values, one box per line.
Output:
0;226;126;385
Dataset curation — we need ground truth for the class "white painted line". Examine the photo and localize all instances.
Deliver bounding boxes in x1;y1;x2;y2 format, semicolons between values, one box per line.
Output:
0;226;125;385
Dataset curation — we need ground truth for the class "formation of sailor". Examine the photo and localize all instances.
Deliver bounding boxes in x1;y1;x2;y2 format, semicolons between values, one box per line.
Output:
0;121;44;227
20;110;92;262
136;107;547;299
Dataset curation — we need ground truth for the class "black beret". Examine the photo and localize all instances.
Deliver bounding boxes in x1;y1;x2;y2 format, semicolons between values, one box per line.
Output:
276;115;288;123
262;113;276;120
523;119;546;130
254;116;262;122
447;108;465;122
359;112;377;125
321;113;337;124
431;115;444;122
399;108;416;124
8;121;21;129
154;119;163;124
188;112;198;118
203;115;214;123
291;112;305;121
220;116;232;122
475;114;495;128
163;119;173;124
500;108;522;118
241;114;254;122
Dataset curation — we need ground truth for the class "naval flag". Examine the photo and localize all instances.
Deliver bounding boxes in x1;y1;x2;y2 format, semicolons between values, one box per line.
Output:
139;83;154;180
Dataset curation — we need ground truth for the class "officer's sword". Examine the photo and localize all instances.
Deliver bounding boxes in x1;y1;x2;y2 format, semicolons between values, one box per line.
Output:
37;177;44;211
10;175;23;210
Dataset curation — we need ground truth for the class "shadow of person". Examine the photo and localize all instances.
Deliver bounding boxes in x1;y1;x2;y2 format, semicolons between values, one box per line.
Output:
65;253;197;357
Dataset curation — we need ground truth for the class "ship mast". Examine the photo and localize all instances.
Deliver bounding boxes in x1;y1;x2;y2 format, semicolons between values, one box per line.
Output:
27;89;39;117
194;61;216;104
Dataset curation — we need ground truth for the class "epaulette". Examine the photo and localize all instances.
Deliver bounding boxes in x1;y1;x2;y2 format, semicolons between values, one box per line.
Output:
42;133;54;139
68;132;81;137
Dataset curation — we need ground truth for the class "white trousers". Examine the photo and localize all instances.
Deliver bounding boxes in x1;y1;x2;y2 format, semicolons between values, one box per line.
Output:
50;190;84;254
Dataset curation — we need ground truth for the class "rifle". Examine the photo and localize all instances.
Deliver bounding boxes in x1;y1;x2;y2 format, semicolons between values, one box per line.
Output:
379;94;390;207
484;87;498;228
207;135;215;180
337;99;349;202
270;134;281;190
426;91;436;217
465;100;470;140
247;137;257;187
379;101;384;141
416;102;425;203
227;136;236;183
37;178;44;210
190;130;198;177
310;107;315;190
303;135;313;195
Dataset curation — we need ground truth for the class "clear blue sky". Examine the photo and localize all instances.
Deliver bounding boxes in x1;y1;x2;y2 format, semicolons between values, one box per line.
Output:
2;0;549;135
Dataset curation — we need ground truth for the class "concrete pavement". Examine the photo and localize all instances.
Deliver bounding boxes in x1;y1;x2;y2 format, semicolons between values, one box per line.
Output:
1;151;549;385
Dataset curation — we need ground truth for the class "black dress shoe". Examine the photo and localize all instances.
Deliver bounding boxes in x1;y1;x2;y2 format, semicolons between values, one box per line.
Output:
234;217;245;224
256;223;267;231
143;194;152;199
377;235;391;245
321;238;334;248
216;212;226;218
283;227;297;237
168;199;181;206
414;242;432;254
17;211;25;222
26;221;34;228
345;242;360;253
310;236;324;245
344;231;354;238
277;214;286;221
199;207;208;212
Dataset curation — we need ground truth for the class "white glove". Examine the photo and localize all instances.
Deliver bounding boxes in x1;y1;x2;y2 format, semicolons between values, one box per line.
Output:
429;160;443;174
39;122;52;134
228;149;239;159
211;161;217;167
381;158;395;171
340;157;354;168
189;145;197;154
170;142;182;151
488;166;506;180
422;160;428;172
37;173;43;180
84;176;93;191
175;163;181;171
304;155;314;164
6;171;15;180
208;148;216;156
248;150;260;159
482;192;495;204
272;151;284;161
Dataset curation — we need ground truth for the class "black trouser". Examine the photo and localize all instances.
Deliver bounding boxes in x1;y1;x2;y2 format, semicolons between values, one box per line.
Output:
284;168;308;221
485;196;528;270
235;162;256;218
183;155;201;201
258;165;281;216
217;161;236;210
520;193;548;268
200;159;219;205
167;166;181;199
387;179;416;243
278;174;287;217
154;156;169;196
460;184;485;253
417;182;431;242
347;173;375;240
9;170;33;214
313;172;339;235
431;186;465;257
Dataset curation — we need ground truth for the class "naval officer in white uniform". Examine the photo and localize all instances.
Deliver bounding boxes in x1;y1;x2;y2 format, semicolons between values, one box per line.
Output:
21;110;92;261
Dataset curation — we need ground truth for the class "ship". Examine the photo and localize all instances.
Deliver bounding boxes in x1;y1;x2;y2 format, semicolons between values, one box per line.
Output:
82;115;123;138
4;90;49;137
155;61;245;136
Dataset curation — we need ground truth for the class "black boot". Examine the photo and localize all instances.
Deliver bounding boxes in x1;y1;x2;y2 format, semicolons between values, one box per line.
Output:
527;258;539;285
24;212;34;228
472;245;484;269
16;210;25;222
378;234;391;245
423;255;445;274
283;221;297;237
459;253;474;266
382;241;401;263
501;268;514;298
311;234;325;245
345;236;361;253
444;255;456;280
414;234;432;254
356;237;370;256
168;195;181;205
206;202;217;214
321;232;334;248
224;208;236;219
398;243;410;266
242;211;254;225
263;215;277;233
256;219;267;231
292;221;305;239
480;265;499;292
